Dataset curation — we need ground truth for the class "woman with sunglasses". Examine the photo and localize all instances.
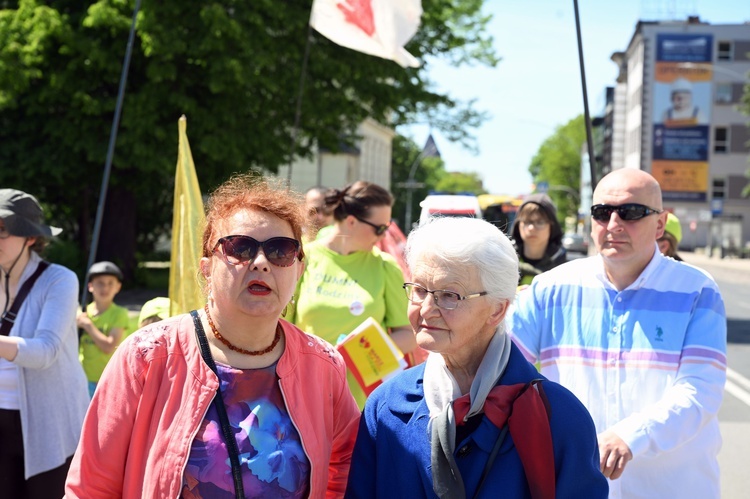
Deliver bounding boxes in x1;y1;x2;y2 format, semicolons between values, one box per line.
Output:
288;181;416;408
346;217;607;498
66;175;360;498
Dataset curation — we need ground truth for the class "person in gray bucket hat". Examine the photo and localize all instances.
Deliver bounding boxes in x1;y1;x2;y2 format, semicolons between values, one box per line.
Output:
0;188;89;497
0;189;63;238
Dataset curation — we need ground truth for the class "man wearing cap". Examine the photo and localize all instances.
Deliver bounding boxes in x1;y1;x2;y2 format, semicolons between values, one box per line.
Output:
77;261;129;397
138;296;171;328
658;212;683;261
0;189;89;497
508;169;726;498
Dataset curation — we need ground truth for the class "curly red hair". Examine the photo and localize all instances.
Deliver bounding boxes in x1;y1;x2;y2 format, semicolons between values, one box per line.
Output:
201;174;308;261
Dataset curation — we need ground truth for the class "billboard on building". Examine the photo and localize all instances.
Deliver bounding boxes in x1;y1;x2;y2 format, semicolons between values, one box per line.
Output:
651;34;713;202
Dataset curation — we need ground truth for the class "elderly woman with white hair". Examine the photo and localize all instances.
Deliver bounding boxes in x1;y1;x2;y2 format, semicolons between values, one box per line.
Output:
345;217;607;499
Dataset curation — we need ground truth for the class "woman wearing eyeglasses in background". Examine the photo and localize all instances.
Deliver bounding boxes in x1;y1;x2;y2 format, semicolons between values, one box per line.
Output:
288;181;416;409
510;193;567;288
65;175;360;498
346;217;607;498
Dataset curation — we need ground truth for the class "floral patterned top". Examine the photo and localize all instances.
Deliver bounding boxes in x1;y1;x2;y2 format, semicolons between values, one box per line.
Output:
181;361;310;498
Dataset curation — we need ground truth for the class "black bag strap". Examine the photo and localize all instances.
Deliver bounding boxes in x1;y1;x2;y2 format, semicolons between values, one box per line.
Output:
190;309;245;499
0;261;50;336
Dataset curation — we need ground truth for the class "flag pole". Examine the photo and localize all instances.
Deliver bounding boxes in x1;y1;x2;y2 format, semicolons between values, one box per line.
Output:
573;0;598;191
286;23;314;189
80;0;142;310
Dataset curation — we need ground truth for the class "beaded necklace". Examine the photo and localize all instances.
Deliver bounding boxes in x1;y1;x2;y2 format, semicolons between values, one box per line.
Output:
203;304;281;356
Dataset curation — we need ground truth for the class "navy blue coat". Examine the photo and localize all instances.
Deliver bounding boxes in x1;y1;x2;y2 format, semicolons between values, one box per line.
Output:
345;342;608;498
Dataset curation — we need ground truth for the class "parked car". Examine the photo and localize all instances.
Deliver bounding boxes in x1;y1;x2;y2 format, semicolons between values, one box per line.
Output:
562;233;589;254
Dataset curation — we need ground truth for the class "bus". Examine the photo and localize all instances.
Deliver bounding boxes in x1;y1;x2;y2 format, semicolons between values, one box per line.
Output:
478;194;524;235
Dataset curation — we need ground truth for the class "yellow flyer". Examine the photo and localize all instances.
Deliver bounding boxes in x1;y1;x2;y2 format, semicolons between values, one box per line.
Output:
336;317;407;395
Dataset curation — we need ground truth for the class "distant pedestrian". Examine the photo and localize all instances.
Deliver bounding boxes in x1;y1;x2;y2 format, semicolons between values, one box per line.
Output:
77;261;129;397
137;296;171;327
657;212;683;261
304;185;334;241
509;169;727;498
510;193;567;287
0;188;88;498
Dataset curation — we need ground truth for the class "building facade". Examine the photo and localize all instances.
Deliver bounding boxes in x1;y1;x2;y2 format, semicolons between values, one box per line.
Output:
608;17;750;253
275;117;396;193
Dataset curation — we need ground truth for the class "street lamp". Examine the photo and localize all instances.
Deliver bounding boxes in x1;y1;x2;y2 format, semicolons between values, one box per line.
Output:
397;151;427;230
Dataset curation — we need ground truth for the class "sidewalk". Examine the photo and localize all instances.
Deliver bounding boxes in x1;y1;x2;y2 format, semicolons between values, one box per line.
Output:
680;250;750;272
116;288;168;317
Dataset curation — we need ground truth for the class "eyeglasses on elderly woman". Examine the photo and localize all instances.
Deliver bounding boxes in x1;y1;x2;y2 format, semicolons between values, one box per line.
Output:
213;235;301;267
403;283;488;310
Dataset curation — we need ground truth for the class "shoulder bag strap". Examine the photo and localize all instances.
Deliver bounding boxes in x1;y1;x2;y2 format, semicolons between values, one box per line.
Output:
190;309;245;499
0;261;50;336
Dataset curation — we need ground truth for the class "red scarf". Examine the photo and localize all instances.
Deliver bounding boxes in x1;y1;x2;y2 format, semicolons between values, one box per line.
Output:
453;380;555;499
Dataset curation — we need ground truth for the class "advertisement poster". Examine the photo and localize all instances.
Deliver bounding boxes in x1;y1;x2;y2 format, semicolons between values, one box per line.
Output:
651;34;713;202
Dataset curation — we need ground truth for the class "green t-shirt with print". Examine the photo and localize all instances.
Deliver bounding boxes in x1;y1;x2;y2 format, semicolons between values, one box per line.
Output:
79;302;130;382
288;242;409;408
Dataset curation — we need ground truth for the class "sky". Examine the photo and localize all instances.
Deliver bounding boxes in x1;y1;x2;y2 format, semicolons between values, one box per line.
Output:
400;0;750;197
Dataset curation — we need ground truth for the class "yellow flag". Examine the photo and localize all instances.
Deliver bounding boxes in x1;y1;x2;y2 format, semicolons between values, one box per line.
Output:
169;115;205;316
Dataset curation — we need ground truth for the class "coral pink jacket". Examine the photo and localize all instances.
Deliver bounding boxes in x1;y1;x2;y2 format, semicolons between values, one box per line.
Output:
65;314;360;498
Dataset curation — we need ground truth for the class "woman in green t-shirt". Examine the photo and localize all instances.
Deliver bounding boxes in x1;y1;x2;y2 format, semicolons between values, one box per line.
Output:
288;181;416;407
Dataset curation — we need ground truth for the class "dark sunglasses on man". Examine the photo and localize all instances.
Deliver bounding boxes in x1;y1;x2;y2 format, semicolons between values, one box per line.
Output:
213;235;301;267
591;203;662;222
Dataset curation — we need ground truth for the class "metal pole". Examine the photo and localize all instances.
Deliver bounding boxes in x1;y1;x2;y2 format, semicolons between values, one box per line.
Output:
573;0;598;190
80;0;142;310
404;149;427;230
287;23;314;189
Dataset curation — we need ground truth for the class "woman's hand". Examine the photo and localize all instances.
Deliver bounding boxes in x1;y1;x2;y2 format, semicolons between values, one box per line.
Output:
389;326;417;355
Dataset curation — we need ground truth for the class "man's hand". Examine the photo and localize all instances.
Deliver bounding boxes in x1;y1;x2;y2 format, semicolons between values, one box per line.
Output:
598;430;633;480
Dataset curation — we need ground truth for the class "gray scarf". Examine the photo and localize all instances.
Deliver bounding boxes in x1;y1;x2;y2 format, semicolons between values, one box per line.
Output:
425;325;511;498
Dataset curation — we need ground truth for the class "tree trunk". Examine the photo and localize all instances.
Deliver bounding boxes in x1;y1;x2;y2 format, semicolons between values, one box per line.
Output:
96;186;137;281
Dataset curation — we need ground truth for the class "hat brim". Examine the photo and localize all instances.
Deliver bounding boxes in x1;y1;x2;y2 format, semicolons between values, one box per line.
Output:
0;212;62;237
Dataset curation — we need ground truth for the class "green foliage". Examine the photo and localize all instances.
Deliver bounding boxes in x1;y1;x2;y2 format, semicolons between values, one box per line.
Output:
528;115;586;220
435;171;487;194
0;0;498;268
740;77;750;197
390;135;446;230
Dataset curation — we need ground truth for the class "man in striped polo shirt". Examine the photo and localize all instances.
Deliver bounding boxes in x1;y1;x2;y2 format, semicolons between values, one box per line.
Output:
508;169;726;499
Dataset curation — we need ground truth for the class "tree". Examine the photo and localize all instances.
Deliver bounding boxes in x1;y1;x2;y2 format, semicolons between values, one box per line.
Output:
528;115;586;221
435;171;486;194
390;134;447;230
0;0;498;279
739;76;750;197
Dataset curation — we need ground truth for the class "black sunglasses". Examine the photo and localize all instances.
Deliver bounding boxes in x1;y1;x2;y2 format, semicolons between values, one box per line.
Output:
213;235;301;267
353;215;390;236
591;203;663;222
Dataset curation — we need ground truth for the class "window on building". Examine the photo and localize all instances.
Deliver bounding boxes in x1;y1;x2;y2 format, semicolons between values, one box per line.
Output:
712;178;726;199
717;41;733;61
714;127;728;153
715;83;733;104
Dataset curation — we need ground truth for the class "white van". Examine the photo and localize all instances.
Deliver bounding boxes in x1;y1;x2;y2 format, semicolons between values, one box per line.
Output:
418;194;482;225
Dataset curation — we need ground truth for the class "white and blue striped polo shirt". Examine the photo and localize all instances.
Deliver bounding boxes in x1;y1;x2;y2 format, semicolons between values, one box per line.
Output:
508;249;726;499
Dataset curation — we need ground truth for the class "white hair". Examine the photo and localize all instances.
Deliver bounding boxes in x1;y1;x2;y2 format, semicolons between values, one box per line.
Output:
405;217;519;303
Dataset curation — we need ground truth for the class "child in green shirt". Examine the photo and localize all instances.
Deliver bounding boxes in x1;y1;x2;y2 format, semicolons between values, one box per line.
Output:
77;261;130;397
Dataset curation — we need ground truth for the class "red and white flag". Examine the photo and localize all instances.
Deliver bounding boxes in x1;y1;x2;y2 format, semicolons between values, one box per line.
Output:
310;0;422;68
